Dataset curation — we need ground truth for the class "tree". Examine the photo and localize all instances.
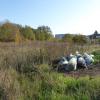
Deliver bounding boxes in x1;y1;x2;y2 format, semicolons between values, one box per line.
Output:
21;26;35;40
36;26;53;41
0;22;21;42
72;35;87;44
0;21;54;42
94;30;98;35
62;34;73;43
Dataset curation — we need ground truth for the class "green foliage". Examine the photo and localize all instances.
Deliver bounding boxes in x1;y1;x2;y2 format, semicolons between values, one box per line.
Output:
62;34;73;43
1;67;100;100
0;21;54;42
92;50;100;64
21;26;35;40
61;34;88;45
72;35;88;44
35;26;53;41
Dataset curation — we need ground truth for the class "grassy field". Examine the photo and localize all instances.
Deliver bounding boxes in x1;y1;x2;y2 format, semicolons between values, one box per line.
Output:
0;42;99;100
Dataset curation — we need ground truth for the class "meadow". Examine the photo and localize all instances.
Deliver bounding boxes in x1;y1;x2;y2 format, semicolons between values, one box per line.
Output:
0;42;99;100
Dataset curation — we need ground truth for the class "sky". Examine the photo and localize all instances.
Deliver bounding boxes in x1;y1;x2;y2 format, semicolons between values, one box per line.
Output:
0;0;100;35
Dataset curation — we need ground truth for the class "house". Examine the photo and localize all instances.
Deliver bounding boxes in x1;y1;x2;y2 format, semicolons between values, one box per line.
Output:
55;34;65;39
87;30;100;44
89;30;100;39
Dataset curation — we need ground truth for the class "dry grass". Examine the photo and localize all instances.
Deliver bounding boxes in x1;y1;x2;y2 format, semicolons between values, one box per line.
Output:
0;42;99;100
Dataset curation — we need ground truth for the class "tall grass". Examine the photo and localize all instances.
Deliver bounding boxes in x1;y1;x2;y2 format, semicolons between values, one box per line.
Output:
0;42;99;67
0;42;99;100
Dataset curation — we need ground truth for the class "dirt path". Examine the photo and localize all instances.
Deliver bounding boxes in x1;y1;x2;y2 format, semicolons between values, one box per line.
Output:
65;64;100;78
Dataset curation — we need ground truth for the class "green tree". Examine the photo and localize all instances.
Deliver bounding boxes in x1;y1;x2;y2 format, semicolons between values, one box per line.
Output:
72;35;87;44
62;34;73;43
0;21;54;41
21;26;35;40
36;26;53;41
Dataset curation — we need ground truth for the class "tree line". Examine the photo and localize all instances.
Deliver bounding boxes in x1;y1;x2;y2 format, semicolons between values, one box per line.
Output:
0;21;88;44
0;21;54;42
62;34;88;44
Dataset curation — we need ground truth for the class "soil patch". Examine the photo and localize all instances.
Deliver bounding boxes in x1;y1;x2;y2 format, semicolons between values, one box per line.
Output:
65;63;100;78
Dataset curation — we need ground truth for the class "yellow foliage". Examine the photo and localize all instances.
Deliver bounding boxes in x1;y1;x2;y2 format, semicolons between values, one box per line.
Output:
15;32;22;44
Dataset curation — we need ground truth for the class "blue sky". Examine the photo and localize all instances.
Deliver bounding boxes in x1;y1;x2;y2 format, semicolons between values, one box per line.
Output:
0;0;100;35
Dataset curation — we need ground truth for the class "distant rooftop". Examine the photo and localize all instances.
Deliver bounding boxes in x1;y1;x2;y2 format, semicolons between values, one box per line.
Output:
55;34;65;39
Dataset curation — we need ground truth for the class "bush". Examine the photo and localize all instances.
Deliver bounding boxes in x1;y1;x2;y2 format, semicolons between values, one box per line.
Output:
92;50;100;64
